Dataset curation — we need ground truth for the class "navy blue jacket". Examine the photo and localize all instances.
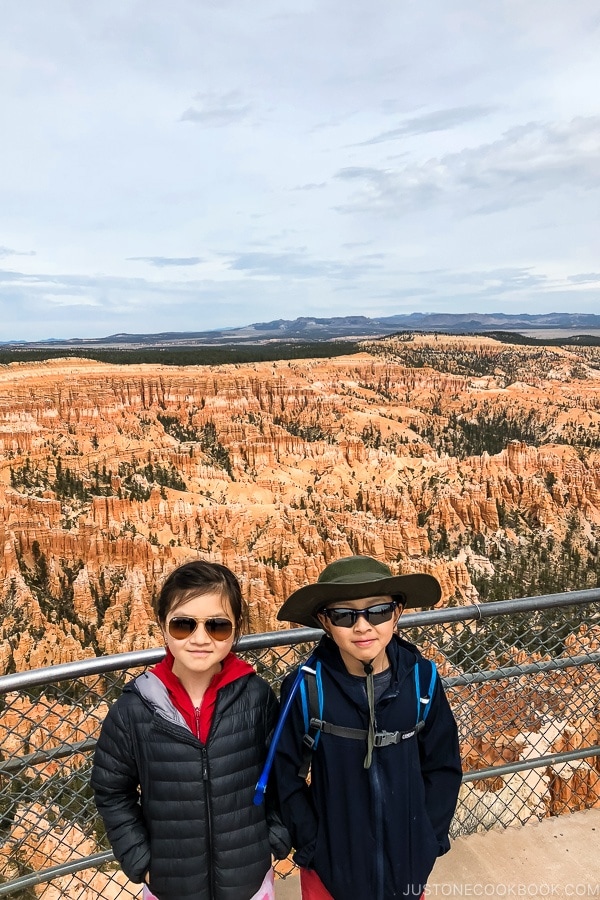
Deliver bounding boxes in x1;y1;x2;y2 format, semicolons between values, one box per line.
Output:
272;634;462;900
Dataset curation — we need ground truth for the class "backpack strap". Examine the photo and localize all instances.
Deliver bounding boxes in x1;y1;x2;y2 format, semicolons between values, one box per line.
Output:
298;662;323;779
297;656;437;778
415;657;437;725
310;718;426;745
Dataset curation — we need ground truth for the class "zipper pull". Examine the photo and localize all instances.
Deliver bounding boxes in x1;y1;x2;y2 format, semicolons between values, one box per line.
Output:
201;747;209;780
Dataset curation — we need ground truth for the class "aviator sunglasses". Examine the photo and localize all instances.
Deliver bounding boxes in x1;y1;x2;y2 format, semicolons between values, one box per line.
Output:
167;616;234;642
320;600;399;629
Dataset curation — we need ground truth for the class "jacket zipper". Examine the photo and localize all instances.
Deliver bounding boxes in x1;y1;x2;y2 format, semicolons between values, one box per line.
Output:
371;755;385;900
372;684;407;899
201;745;216;899
196;705;218;896
149;718;216;897
196;700;215;900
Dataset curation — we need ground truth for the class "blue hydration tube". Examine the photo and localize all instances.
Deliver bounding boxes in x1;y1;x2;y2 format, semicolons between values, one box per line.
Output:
253;656;316;806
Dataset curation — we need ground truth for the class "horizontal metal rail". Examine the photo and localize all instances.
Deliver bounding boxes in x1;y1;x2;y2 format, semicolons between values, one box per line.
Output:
444;650;600;688
1;586;598;694
461;744;600;783
2;647;597;775
0;851;115;896
0;737;98;775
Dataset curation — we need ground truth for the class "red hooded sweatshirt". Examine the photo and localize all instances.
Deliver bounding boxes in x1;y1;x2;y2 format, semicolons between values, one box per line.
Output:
152;650;255;743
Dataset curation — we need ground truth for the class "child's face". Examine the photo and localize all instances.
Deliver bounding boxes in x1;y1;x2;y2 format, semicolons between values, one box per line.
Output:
162;589;235;682
317;595;401;676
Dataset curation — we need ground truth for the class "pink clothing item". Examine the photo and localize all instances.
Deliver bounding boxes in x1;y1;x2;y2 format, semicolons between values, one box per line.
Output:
251;867;275;900
142;867;275;900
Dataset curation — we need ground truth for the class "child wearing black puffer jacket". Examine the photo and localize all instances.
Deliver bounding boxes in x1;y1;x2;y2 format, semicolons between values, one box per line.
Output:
91;560;287;900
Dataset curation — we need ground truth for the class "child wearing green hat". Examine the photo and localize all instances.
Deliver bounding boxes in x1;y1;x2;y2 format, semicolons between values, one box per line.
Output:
272;555;462;900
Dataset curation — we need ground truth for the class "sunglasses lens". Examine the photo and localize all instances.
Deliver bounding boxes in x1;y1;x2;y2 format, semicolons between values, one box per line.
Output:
204;618;233;642
168;617;233;641
367;603;396;625
326;609;355;627
168;617;197;639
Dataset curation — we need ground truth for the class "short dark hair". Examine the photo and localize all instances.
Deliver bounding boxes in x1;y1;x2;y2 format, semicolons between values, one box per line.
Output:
156;560;245;640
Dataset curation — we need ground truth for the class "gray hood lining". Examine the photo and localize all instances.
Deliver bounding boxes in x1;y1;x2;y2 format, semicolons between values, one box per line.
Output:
134;671;192;733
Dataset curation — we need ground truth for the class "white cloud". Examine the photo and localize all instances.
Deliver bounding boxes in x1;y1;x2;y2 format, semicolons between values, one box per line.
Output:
336;117;600;216
0;246;36;259
127;256;203;267
180;90;253;126
355;105;497;147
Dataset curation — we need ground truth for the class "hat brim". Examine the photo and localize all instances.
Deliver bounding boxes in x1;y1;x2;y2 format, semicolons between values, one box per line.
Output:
277;572;442;629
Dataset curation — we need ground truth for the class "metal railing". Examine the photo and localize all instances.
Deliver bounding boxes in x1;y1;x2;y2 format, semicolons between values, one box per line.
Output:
0;589;599;897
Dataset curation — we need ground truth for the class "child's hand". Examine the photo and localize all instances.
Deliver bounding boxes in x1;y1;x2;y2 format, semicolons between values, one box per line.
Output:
266;808;292;859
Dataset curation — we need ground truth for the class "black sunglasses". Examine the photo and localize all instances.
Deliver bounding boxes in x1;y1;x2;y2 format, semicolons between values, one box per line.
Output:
320;600;399;629
167;616;234;642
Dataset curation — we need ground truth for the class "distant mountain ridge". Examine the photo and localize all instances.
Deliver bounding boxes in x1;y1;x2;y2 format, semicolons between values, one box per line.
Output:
4;312;600;347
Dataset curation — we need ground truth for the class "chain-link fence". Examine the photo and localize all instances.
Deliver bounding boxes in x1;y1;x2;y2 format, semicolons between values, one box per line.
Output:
0;589;599;898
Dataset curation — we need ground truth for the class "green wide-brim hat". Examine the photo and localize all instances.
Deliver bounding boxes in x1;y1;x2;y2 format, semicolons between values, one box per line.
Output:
278;555;442;629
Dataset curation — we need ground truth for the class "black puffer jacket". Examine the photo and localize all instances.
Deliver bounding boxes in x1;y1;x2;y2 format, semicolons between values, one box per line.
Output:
91;669;279;900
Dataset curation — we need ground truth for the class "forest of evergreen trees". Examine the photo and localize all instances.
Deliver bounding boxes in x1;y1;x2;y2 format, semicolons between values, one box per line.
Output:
0;341;361;367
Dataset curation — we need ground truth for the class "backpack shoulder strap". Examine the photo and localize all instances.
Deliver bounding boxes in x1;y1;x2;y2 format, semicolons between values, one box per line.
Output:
297;656;437;778
414;657;437;725
298;661;323;779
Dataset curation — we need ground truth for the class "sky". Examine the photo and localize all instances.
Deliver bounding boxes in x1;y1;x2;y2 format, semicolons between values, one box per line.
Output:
1;0;599;341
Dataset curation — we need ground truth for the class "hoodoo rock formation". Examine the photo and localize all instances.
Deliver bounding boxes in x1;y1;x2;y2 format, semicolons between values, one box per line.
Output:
0;337;599;669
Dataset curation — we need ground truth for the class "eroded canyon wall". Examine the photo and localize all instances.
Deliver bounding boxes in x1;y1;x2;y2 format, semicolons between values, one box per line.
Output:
1;336;600;670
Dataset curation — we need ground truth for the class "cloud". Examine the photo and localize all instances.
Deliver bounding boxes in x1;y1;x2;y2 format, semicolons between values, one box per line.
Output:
40;293;102;308
226;250;382;280
336;116;600;216
180;90;252;126
355;105;496;146
293;182;327;191
431;267;548;291
567;273;600;285
0;268;158;302
405;265;600;303
0;246;36;259
127;256;203;267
